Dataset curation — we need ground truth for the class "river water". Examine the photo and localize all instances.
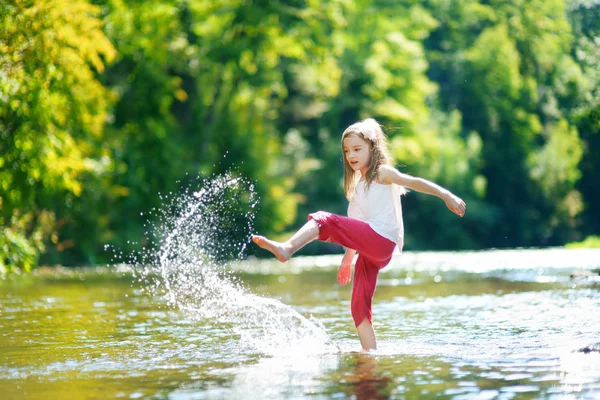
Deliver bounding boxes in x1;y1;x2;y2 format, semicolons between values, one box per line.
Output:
1;248;599;399
2;176;600;398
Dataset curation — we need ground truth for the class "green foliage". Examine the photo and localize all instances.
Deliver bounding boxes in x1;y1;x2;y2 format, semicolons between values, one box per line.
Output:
566;235;600;249
568;1;600;237
392;110;487;249
528;120;583;211
1;0;599;269
0;209;54;273
0;0;116;268
83;0;353;261
424;0;589;246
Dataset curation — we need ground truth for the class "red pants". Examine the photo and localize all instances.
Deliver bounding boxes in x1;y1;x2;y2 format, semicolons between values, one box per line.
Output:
308;211;396;327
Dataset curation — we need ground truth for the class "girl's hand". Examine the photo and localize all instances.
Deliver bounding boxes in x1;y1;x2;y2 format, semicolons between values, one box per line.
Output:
445;192;466;217
338;261;352;285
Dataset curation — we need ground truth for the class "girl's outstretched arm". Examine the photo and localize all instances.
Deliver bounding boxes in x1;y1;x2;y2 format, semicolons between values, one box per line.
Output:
379;165;466;217
338;248;356;285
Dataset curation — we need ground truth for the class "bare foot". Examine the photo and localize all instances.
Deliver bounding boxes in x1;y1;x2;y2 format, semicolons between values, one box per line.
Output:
251;235;292;263
338;263;351;285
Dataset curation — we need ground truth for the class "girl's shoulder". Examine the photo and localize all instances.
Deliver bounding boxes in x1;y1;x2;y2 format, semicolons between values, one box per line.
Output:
376;164;398;185
379;164;400;173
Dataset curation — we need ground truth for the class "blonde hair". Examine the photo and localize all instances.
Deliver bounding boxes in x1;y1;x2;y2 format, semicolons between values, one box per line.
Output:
341;118;393;200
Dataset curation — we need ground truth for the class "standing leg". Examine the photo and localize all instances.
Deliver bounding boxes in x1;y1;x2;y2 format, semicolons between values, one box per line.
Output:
306;212;394;351
356;318;377;351
252;219;319;262
351;255;381;351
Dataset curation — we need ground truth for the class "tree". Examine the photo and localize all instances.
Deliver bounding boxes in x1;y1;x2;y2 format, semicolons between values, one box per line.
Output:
0;0;116;270
282;0;486;250
568;0;600;238
423;0;586;247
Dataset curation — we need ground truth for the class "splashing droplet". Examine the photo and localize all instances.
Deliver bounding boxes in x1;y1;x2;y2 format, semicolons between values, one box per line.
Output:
117;172;333;356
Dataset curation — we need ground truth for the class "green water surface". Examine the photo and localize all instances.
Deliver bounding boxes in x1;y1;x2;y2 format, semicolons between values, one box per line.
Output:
1;248;599;399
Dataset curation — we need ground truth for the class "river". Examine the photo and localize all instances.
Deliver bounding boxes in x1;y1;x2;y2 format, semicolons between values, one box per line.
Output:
1;248;599;399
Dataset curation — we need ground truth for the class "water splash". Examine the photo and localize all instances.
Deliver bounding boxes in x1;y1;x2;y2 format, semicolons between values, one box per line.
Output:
125;173;333;356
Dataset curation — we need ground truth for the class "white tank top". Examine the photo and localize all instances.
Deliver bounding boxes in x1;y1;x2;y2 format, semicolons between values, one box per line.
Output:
347;180;404;251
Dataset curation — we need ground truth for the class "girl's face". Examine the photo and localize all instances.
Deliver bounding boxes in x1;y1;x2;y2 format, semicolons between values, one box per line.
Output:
343;135;371;177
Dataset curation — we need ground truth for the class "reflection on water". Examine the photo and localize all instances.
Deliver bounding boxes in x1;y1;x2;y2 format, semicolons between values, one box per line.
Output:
1;248;599;399
334;353;393;400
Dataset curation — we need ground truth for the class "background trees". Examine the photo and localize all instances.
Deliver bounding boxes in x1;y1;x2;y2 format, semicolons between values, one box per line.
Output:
1;0;598;270
0;0;116;270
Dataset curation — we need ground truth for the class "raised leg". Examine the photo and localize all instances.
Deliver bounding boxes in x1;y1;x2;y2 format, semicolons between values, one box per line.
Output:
252;219;319;263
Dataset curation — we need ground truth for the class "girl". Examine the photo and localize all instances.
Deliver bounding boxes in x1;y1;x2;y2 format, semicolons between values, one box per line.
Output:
252;118;466;351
